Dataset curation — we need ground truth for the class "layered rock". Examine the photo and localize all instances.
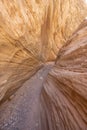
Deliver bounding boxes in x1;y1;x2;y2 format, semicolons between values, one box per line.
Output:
0;0;87;103
0;19;87;130
41;20;87;130
0;0;87;129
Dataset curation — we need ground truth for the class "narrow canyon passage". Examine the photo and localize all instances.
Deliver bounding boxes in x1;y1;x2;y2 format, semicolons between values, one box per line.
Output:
0;63;54;130
0;1;87;130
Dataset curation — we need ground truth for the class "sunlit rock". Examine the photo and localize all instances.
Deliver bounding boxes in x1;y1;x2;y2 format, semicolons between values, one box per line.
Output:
0;0;87;104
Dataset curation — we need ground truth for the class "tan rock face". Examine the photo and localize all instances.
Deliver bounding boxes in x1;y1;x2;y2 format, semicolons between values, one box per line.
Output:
0;0;87;102
41;20;87;129
0;1;87;129
0;19;87;130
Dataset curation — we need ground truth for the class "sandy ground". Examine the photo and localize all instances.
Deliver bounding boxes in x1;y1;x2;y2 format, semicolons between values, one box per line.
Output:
0;63;54;130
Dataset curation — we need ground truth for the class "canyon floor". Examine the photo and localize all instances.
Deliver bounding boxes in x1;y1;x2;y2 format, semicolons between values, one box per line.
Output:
0;63;54;130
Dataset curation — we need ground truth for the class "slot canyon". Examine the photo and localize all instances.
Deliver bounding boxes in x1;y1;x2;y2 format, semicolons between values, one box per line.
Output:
0;0;87;130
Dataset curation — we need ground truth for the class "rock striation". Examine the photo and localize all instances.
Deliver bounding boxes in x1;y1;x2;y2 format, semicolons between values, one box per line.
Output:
41;20;87;130
0;0;87;103
0;0;87;129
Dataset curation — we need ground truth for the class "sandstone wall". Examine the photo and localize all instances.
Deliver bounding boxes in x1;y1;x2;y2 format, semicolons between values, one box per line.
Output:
0;0;87;102
41;20;87;129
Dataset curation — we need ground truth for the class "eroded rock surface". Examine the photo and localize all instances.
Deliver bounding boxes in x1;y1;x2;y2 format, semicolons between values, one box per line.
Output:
0;19;87;130
41;20;87;130
0;0;87;130
0;0;87;102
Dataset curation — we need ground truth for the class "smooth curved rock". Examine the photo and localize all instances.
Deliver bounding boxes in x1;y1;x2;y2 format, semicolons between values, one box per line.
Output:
0;20;87;130
0;1;87;130
41;20;87;130
0;0;87;103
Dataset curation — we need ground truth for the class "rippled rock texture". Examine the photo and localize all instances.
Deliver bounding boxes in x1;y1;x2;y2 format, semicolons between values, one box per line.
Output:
0;0;87;130
41;20;87;129
0;0;87;103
